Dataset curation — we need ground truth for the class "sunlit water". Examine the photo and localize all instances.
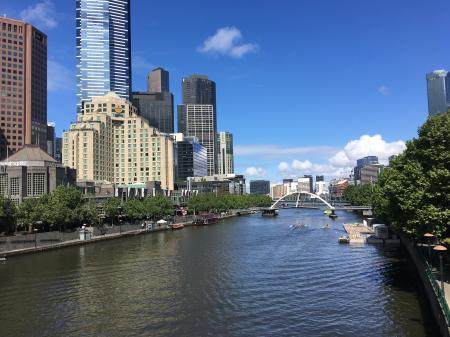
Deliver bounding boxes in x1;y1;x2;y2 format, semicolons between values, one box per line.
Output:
0;209;439;336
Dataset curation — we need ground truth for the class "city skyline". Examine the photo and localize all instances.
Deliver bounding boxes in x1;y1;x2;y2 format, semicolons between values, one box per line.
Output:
2;0;448;183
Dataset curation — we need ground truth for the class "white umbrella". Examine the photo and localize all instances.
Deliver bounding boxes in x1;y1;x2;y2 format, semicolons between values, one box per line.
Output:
157;219;168;224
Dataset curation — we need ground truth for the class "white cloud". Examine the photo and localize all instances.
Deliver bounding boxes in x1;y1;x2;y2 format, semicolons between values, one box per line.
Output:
48;60;73;92
292;160;313;170
377;85;389;96
245;167;266;177
235;144;338;158
20;0;57;29
329;134;406;167
273;134;405;180
278;162;290;173
198;27;258;58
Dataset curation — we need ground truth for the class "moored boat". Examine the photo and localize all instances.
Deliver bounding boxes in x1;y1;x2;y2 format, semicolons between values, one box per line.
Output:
171;223;184;230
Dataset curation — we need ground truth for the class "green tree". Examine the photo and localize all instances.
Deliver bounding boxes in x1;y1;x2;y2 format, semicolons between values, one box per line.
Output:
103;197;122;225
373;112;450;238
0;196;16;233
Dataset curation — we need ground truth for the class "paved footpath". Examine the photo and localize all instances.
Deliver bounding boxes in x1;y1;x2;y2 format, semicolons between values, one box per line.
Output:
1;227;171;258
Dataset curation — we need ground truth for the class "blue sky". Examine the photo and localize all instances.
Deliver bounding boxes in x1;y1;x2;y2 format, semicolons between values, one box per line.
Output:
3;0;449;183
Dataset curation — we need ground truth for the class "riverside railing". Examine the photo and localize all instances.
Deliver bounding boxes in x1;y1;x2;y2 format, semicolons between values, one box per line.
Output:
424;259;450;325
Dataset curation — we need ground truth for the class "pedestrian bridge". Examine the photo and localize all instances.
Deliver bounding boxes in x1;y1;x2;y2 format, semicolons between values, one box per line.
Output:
271;191;372;211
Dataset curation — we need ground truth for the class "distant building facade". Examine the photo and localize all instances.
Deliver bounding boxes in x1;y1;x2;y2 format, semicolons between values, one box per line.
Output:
329;179;349;199
63;92;174;190
76;0;132;111
171;133;207;182
46;123;55;158
427;70;450;116
297;177;311;192
316;175;324;182
132;92;174;133
0;146;76;205
217;131;234;175
360;164;384;185
0;17;48;160
178;104;216;175
250;180;270;195
187;174;245;195
315;181;328;197
354;156;379;184
147;67;169;93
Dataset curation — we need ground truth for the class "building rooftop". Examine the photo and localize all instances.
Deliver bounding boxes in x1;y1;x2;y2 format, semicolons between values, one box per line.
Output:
1;145;57;164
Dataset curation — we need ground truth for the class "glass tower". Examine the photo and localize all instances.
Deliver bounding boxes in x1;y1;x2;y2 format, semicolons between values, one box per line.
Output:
76;0;131;112
427;70;450;116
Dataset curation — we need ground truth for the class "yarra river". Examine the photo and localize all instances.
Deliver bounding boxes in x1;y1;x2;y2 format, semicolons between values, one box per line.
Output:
0;209;439;336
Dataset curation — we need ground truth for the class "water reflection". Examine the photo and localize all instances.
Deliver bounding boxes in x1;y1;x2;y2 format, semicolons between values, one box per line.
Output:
0;209;439;337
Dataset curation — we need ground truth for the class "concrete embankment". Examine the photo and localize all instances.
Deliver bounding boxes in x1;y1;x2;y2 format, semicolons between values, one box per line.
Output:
401;235;450;337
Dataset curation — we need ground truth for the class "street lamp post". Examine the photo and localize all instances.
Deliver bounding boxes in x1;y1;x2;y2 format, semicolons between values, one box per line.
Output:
424;233;434;257
33;228;38;249
434;245;448;295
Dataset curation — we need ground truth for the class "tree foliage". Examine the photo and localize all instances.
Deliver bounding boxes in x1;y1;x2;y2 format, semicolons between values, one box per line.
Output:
373;112;450;238
342;185;374;206
187;194;272;213
0;196;16;233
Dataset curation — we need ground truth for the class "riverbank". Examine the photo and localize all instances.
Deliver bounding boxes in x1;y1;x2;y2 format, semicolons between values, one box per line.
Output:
0;210;254;259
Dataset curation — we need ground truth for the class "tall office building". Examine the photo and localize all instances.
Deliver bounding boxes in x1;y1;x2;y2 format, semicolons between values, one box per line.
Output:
303;175;313;193
217;131;234;175
76;0;132;112
132;68;174;133
63;92;174;190
427;70;450;116
178;104;216;175
182;75;216;107
316;175;324;182
0;17;48;160
178;75;218;175
148;67;169;93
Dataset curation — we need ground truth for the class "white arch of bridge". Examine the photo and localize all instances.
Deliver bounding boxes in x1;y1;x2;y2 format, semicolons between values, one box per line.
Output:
271;191;334;210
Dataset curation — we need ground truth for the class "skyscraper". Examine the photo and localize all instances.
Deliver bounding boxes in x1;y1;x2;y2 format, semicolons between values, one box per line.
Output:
178;104;216;175
76;0;132;112
250;180;270;195
178;75;218;174
182;75;216;107
132;68;174;133
0;17;48;160
217;132;234;175
148;67;169;93
426;70;450;116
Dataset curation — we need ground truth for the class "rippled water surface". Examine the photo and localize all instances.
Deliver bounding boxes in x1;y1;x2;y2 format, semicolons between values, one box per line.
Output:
0;209;439;336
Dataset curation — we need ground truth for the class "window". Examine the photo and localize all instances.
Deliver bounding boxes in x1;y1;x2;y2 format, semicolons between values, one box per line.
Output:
10;177;19;195
33;173;45;196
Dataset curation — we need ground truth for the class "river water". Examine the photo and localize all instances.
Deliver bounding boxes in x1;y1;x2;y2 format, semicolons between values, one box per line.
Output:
0;209;439;337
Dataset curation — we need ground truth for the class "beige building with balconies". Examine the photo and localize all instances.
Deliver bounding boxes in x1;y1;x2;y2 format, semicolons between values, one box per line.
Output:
62;92;174;190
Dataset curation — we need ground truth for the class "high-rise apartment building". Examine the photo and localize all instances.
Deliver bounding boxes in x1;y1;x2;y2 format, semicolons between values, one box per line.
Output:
178;104;216;175
148;67;169;93
217;131;234;175
63;92;174;190
0;17;48;160
426;70;450;116
76;0;132;112
132;68;174;133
